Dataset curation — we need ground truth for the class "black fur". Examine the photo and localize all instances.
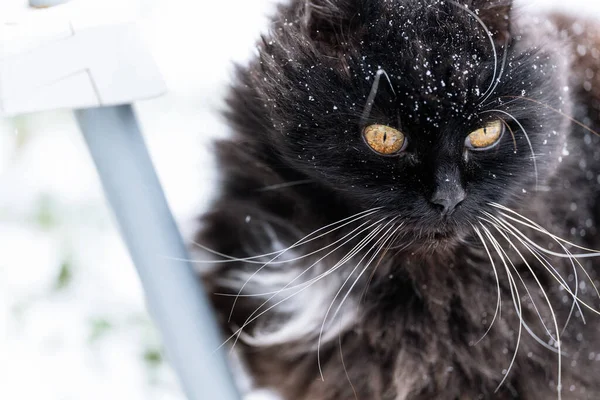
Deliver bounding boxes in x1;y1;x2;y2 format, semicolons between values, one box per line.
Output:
197;1;600;398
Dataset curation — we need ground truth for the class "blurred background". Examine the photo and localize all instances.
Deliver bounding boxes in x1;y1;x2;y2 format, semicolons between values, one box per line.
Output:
0;0;599;399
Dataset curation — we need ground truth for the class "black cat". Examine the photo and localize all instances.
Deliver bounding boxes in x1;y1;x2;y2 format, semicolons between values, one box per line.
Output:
196;1;600;398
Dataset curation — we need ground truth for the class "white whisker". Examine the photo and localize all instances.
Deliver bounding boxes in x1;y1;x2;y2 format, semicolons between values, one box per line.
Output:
223;217;388;351
479;35;510;106
486;208;600;314
227;216;382;321
480;224;524;392
317;218;400;380
491;203;600;257
480;221;563;398
480;222;559;348
482;212;587;319
361;69;396;125
472;224;502;345
189;207;382;264
449;1;498;99
482;110;539;190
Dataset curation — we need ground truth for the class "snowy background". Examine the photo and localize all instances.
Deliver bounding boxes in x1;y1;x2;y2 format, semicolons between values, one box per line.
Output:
0;0;599;399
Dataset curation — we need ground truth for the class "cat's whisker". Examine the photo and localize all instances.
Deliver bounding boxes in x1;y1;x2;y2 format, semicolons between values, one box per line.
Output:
329;223;402;333
317;218;400;380
221;222;382;352
480;222;564;398
482;110;539;191
360;228;405;303
471;224;502;345
478;225;524;392
494;212;587;333
339;319;358;400
524;235;585;335
489;204;600;314
322;227;399;383
480;221;558;341
483;211;600;316
257;179;314;191
449;1;498;99
360;69;396;125
479;223;563;355
224;217;388;351
190;207;382;265
227;217;380;322
491;203;600;257
482;212;584;308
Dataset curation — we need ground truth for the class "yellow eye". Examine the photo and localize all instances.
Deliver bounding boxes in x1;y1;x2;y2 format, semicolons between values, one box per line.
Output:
363;124;406;155
466;120;504;150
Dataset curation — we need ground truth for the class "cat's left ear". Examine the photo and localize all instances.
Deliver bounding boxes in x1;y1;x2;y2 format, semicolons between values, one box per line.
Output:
472;0;512;44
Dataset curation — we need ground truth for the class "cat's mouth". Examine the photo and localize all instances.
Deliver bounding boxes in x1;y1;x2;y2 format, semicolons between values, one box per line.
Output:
411;222;468;246
430;230;455;240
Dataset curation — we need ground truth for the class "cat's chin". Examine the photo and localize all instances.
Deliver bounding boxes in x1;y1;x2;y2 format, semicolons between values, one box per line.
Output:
407;222;472;252
386;225;469;255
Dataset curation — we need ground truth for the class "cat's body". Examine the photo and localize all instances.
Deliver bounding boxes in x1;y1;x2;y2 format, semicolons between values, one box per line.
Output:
197;1;600;398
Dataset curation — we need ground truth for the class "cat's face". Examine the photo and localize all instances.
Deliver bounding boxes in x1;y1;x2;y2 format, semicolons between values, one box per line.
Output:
251;0;570;241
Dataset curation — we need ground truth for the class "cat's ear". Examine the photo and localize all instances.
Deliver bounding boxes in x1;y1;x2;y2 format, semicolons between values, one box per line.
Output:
301;0;363;54
471;0;512;44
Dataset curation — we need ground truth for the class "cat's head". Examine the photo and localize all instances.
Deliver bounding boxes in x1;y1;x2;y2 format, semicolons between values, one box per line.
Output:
235;0;571;242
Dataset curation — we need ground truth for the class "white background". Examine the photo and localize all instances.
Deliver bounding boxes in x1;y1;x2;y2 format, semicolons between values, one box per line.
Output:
0;0;599;399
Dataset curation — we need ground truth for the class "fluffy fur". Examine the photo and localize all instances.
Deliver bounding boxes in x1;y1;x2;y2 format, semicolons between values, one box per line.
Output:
196;1;600;398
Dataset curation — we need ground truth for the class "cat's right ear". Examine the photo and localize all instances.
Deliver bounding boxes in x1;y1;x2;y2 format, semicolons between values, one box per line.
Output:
301;0;363;55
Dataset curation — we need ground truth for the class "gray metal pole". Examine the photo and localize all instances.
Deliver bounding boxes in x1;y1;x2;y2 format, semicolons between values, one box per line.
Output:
29;0;71;7
75;105;240;400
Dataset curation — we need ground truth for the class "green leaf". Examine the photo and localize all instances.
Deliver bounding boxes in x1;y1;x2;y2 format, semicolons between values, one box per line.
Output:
34;195;58;230
89;318;113;342
54;259;73;291
143;348;163;367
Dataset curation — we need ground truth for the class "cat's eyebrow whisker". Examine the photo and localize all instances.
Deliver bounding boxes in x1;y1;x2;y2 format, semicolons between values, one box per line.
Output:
223;217;388;351
360;69;396;125
479;35;510;106
482;110;539;191
497;116;518;152
188;207;382;265
471;224;502;345
317;219;400;380
449;1;498;99
499;95;600;138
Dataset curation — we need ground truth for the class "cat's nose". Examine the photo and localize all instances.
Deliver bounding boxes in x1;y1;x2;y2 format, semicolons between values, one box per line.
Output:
430;186;466;216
